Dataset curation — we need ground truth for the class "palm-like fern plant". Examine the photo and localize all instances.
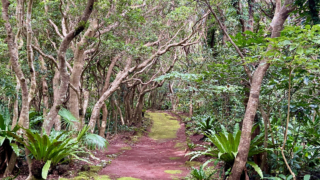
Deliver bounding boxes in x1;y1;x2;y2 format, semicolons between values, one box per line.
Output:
8;127;90;179
58;108;80;130
77;125;109;150
188;124;266;179
58;108;108;150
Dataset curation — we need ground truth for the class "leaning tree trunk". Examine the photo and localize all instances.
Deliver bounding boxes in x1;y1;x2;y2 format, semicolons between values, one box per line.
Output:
229;1;295;179
88;58;132;133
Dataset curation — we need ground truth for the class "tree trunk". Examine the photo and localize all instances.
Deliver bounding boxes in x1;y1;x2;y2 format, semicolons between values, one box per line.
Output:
52;69;61;131
80;89;90;128
36;40;49;118
133;93;145;125
189;85;193;117
229;1;295;178
88;58;132;133
99;104;108;137
43;0;95;135
2;0;30;176
169;82;177;112
12;77;20;129
69;19;99;131
114;98;125;125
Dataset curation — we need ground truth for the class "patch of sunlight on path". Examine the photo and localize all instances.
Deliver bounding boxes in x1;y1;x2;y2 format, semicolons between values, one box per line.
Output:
147;112;180;140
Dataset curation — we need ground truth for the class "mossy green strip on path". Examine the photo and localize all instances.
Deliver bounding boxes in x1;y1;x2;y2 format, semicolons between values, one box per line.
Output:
169;157;181;160
174;142;186;150
164;170;182;174
96;175;112;180
148;112;180;140
117;177;141;180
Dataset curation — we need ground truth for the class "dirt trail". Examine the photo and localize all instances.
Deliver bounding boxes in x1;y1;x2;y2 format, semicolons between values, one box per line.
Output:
98;112;191;180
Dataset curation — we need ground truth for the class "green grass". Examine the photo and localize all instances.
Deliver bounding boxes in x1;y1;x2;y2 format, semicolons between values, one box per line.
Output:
148;112;180;140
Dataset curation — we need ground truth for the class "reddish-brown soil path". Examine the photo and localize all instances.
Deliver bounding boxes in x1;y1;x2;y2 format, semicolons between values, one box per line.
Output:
97;112;191;180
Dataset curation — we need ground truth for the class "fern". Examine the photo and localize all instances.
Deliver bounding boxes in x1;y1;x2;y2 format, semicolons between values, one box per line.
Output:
188;126;266;179
8;127;88;166
190;164;216;180
58;108;80;130
81;133;108;150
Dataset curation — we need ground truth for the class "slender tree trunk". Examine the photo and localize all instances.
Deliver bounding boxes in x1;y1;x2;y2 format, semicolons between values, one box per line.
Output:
25;0;36;177
133;93;145;125
169;82;177;112
46;68;62;131
189;85;193;117
80;89;90;128
35;39;49;118
229;1;295;178
99;104;108;137
12;77;20;128
124;91;132;123
114;98;125;125
2;0;31;176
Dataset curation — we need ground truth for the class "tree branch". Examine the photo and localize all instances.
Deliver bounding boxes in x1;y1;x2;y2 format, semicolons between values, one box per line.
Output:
31;45;59;69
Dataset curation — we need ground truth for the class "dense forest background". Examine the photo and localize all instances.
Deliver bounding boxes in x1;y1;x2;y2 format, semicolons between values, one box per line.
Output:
1;0;320;179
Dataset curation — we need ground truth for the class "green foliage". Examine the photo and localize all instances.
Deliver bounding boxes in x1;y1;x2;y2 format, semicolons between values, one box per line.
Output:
0;107;21;156
265;174;311;180
196;116;215;135
190;164;216;180
42;160;51;179
154;71;204;83
58;108;80;130
8;126;90;168
231;30;266;48
188;125;266;179
79;125;109;150
247;161;263;179
58;109;108;150
187;142;196;150
266;25;320;69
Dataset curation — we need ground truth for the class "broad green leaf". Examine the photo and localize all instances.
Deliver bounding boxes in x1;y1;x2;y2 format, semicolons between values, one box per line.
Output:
233;123;240;137
279;174;286;179
0;136;5;146
247;161;263;179
42;160;51;179
10;143;20;157
304;175;311;180
0;114;5;130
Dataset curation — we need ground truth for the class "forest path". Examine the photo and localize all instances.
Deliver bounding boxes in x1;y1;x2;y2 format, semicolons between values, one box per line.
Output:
98;111;190;180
